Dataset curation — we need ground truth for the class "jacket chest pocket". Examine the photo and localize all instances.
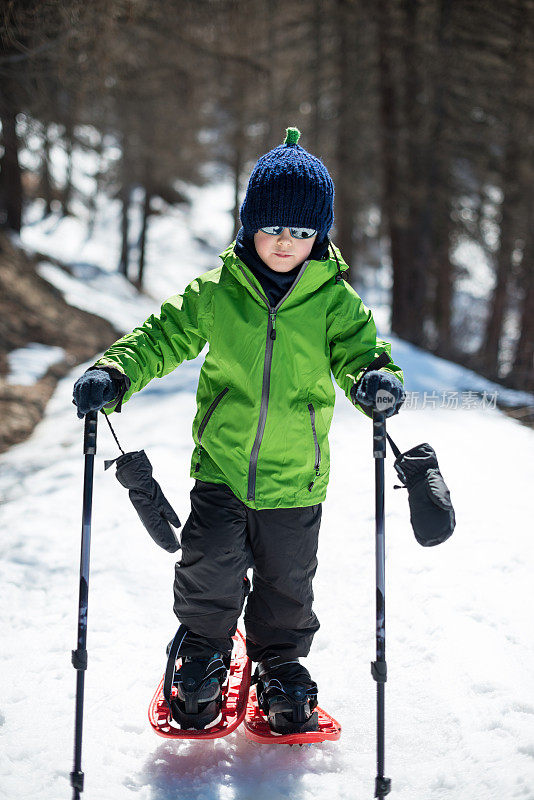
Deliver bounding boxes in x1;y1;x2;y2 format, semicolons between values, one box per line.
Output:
307;402;322;491
194;387;229;472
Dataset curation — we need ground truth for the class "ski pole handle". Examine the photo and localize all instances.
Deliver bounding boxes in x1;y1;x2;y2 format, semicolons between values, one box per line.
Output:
372;410;386;460
84;409;98;455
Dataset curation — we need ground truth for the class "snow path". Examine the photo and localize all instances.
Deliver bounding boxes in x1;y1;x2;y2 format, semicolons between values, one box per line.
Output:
6;343;66;386
4;175;533;798
1;353;533;800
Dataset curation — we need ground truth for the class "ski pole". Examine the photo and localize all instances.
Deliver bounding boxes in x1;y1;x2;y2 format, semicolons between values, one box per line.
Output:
371;410;391;799
70;410;98;799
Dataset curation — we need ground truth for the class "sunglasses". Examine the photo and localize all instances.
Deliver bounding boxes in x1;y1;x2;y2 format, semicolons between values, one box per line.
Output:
259;226;317;240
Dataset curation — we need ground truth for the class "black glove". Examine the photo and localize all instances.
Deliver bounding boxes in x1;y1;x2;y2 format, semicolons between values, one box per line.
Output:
351;370;405;418
73;369;119;419
393;443;455;546
108;450;181;553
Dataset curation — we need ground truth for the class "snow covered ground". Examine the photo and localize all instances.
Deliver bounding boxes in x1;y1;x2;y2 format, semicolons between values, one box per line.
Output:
6;343;66;386
2;175;534;799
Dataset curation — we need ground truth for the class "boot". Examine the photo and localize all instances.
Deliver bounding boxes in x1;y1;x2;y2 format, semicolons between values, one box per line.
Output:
169;652;230;730
254;655;319;734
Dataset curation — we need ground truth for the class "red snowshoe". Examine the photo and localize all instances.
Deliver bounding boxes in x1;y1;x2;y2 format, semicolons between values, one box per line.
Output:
244;685;341;745
148;628;251;740
243;657;341;745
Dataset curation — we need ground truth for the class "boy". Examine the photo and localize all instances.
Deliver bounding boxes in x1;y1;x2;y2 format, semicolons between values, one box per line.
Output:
73;127;405;733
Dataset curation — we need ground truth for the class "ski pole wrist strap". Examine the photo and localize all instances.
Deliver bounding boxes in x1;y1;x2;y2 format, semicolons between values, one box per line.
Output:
351;351;392;398
101;411;126;462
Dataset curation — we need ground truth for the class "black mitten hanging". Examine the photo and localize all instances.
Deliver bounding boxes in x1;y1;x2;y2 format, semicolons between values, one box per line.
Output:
392;442;455;547
105;449;181;553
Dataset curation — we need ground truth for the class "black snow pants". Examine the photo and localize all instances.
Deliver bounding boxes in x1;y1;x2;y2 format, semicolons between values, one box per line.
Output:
173;479;321;662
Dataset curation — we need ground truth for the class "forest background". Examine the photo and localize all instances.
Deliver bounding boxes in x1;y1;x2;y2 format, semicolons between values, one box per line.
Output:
1;0;533;450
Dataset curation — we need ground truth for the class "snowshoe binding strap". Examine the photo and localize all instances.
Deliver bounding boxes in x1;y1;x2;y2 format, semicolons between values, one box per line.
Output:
163;624;189;712
254;656;319;734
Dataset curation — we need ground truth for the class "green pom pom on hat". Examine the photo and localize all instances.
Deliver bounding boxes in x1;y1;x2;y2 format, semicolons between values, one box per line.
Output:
284;127;301;145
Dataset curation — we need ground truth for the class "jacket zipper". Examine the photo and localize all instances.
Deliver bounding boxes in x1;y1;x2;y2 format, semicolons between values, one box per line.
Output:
194;386;229;473
307;402;321;491
237;261;309;502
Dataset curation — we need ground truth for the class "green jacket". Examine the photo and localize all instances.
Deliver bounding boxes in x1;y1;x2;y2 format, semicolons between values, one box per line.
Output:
95;240;403;509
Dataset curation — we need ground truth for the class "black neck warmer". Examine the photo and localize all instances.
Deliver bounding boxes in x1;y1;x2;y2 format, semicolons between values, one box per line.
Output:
234;227;330;308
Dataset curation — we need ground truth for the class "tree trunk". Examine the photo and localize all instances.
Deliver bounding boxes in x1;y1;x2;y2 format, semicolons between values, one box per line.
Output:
400;0;429;345
0;76;23;233
477;2;528;378
62;117;74;217
333;0;354;271
118;184;131;277
41;125;53;218
429;0;455;357
480;144;519;377
509;3;534;393
232;139;244;239
262;0;277;153
310;0;323;155
511;240;534;392
135;187;151;290
376;0;409;337
231;72;247;239
510;116;534;393
86;138;104;239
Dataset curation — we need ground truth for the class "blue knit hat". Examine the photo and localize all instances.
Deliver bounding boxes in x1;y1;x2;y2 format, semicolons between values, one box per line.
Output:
240;127;334;240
